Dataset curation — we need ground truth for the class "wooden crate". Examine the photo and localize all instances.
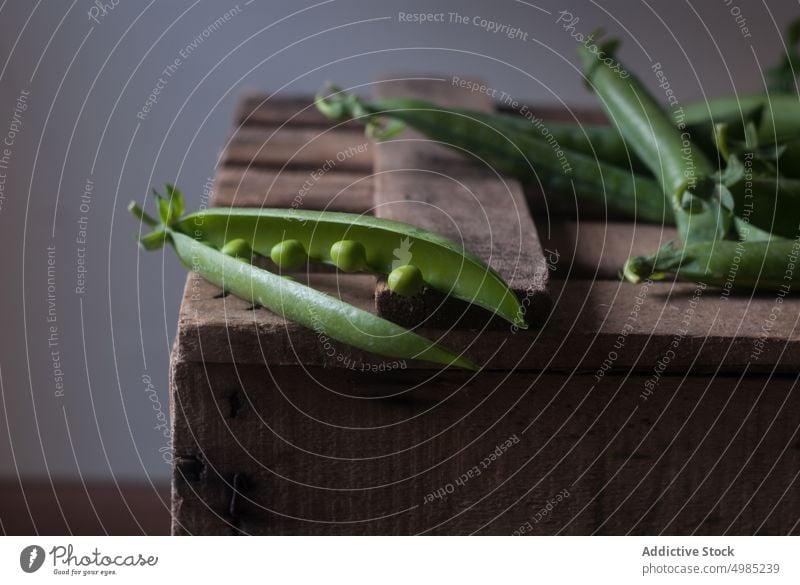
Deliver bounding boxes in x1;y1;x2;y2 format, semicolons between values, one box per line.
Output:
169;79;800;535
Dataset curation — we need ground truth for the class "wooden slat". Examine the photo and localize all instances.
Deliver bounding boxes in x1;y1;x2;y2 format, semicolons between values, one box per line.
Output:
224;126;372;171
0;482;169;535
176;276;800;373
371;78;550;327
235;92;357;128
171;89;800;538
213;166;374;213
540;220;678;280
170;361;800;535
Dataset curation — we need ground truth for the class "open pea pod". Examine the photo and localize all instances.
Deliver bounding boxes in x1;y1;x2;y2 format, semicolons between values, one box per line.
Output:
130;192;478;371
178;208;528;329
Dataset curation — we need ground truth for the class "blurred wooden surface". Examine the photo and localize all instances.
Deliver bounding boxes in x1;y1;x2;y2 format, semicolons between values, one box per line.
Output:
0;482;170;535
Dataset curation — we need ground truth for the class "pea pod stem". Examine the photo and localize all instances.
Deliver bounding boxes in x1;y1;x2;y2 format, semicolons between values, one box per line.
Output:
168;229;477;370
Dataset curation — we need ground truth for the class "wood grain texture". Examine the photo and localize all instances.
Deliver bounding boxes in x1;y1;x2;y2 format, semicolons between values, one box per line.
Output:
540;220;678;280
213;166;374;213
371;77;551;327
170;88;800;536
234;92;347;128
170;362;800;535
175;275;800;374
0;482;169;535
224;126;372;171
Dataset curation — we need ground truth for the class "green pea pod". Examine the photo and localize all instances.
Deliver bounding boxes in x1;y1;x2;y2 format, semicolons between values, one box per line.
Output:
169;230;477;370
776;139;800;178
179;207;526;329
682;93;800;145
130;194;478;371
767;17;800;92
375;99;645;172
577;34;733;244
728;174;800;240
623;239;800;291
317;86;673;224
735;218;790;243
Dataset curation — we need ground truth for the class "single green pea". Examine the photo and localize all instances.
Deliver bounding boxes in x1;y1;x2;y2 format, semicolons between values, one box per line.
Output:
220;238;252;260
330;240;366;272
270;239;306;270
387;264;424;297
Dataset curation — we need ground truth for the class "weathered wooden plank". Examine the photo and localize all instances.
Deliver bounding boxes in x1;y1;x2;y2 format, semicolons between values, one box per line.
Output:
0;481;169;535
213;166;373;213
170;362;800;535
371;77;550;327
224;126;372;171
540;220;678;280
234;92;343;128
175;275;800;373
233;93;607;137
171;88;800;540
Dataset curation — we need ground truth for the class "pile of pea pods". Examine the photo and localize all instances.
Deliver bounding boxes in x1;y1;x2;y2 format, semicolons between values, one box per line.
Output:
317;21;800;292
130;186;527;370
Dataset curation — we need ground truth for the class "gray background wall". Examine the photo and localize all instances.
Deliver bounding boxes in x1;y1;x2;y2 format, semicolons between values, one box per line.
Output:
0;0;797;483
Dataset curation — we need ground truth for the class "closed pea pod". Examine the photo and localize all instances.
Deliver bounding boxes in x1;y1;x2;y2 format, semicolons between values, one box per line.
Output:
317;87;674;224
682;93;800;145
623;239;800;291
399;101;643;172
775;139;800;179
577;36;733;244
727;175;800;240
319;88;795;191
